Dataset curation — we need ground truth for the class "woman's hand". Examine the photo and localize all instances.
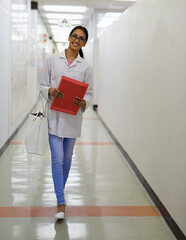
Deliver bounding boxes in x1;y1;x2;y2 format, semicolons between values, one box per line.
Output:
73;97;86;108
49;88;64;99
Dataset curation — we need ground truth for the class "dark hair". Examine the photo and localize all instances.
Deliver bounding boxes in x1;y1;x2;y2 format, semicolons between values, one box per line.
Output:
69;26;88;59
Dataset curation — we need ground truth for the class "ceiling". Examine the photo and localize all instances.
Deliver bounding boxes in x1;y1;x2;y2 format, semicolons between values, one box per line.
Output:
36;0;136;44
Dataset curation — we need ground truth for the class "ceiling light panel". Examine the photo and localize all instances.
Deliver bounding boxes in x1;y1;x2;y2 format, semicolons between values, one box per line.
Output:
49;20;81;26
51;26;73;33
45;13;83;20
102;17;119;22
105;12;121;18
47;19;58;24
43;5;87;13
12;12;28;18
97;22;112;28
12;18;28;23
12;4;26;11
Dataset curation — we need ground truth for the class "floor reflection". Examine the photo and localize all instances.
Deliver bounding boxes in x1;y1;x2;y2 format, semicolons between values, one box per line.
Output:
54;219;70;240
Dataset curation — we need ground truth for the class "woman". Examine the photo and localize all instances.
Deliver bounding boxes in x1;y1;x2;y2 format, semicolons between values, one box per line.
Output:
40;26;93;219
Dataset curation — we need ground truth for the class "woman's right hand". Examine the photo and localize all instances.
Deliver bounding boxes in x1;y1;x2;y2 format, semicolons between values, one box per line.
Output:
49;88;64;99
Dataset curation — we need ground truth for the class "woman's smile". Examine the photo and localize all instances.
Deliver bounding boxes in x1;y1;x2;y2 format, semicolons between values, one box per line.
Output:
72;42;79;47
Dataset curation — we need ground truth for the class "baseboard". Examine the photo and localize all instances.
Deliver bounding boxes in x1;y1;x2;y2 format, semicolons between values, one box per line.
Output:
0;117;27;158
0;104;36;158
97;113;185;240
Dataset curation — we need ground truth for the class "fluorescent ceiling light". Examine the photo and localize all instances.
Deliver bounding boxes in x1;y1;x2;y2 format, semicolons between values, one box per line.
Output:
102;17;119;22
12;12;28;17
51;31;70;36
12;18;28;23
97;22;112;28
12;24;27;28
51;27;73;34
48;19;58;24
69;20;81;25
43;5;87;13
105;12;121;18
46;13;83;20
48;19;81;25
12;4;26;11
12;24;27;27
50;26;70;31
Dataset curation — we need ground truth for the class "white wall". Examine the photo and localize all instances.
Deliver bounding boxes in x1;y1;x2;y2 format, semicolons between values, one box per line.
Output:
84;38;99;106
0;0;54;149
84;11;100;106
97;0;186;235
0;0;11;148
84;39;94;68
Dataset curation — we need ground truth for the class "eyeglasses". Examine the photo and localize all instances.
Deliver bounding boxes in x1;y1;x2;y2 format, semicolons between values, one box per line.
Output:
70;34;86;43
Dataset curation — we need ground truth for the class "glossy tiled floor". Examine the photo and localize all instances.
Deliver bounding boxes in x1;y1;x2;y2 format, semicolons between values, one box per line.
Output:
0;108;176;240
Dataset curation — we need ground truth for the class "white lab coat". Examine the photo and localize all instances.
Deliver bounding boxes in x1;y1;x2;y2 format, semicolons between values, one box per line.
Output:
40;50;93;138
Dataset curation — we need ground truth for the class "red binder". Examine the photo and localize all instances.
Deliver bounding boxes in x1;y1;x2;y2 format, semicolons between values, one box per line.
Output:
50;76;89;115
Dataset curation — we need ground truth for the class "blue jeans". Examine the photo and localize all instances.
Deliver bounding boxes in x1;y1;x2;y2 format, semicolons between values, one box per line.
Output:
49;134;76;205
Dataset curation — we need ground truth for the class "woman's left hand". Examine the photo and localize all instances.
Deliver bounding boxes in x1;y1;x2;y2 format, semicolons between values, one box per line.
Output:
73;97;86;108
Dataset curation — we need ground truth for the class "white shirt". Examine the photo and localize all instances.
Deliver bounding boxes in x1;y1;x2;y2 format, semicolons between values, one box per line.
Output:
40;50;93;138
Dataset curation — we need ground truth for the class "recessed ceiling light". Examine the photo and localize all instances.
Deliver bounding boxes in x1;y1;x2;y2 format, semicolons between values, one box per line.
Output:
46;13;83;20
12;18;28;23
43;5;87;13
12;24;27;28
12;4;26;11
70;20;82;25
97;22;112;28
48;19;81;25
102;17;119;22
105;12;121;18
12;12;28;17
48;19;58;24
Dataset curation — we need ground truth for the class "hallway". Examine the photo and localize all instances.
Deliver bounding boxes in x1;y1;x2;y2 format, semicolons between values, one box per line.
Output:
0;108;176;240
1;1;186;238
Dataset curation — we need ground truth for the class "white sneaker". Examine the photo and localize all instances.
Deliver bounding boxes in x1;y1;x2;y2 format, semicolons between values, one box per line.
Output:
55;212;65;219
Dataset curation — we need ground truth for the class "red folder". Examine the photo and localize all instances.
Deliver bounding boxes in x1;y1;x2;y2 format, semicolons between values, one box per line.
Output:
50;76;89;115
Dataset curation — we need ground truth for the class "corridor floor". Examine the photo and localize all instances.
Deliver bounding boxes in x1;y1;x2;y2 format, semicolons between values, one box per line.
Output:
0;108;176;240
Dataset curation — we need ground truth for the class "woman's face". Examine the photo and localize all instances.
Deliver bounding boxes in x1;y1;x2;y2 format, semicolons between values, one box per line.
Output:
68;29;87;52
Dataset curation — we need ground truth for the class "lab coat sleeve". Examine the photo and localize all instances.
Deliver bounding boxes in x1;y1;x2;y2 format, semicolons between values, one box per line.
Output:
83;66;94;110
40;57;51;100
